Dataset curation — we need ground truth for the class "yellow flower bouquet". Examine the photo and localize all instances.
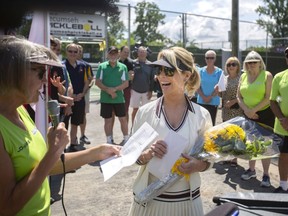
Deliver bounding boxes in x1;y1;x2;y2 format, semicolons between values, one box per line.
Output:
134;117;282;205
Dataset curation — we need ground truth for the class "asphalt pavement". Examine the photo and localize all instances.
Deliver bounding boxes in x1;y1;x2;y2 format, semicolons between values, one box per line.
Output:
50;91;281;216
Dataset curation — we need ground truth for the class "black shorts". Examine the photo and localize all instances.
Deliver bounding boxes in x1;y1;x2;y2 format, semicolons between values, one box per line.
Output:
71;101;85;125
278;136;288;153
100;103;126;118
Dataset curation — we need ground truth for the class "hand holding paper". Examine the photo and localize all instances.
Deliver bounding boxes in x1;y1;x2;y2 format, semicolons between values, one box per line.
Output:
147;131;188;179
100;122;159;181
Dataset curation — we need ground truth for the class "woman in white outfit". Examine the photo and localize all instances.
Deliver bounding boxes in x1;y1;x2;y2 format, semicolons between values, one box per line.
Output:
129;47;212;216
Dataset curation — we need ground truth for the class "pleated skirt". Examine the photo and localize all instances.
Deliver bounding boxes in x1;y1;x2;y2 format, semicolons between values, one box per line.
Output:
128;196;204;216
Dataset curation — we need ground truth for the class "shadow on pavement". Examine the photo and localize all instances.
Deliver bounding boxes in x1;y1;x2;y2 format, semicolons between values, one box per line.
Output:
213;162;276;193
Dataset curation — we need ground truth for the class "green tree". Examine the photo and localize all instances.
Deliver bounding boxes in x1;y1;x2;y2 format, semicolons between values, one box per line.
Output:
256;0;288;46
107;13;126;46
133;1;166;45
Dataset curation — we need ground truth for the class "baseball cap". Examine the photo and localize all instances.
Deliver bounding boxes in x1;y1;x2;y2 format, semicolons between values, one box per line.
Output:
26;52;63;67
108;46;118;54
244;51;261;63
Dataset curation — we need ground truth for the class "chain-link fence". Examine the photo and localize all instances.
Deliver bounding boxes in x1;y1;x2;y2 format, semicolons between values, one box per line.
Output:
116;4;288;74
117;4;288;52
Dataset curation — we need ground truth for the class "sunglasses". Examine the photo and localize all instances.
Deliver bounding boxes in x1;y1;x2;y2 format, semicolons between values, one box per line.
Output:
205;57;215;60
31;67;46;80
68;50;78;54
227;62;237;67
247;61;258;65
155;66;176;77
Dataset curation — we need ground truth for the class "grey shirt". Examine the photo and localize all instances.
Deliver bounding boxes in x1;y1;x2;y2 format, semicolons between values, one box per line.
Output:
131;59;155;93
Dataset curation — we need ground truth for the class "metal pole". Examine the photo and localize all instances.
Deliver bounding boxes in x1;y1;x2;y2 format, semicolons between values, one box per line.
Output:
265;24;268;67
231;0;239;58
182;13;185;48
128;4;131;57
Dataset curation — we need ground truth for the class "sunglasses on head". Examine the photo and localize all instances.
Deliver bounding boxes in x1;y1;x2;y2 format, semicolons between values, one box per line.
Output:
31;67;46;80
155;66;175;77
68;50;78;54
247;61;258;65
205;57;215;60
227;62;237;67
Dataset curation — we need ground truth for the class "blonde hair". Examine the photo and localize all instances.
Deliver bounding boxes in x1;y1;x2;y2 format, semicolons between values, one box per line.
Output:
225;57;241;75
243;51;266;72
157;47;200;96
66;43;79;52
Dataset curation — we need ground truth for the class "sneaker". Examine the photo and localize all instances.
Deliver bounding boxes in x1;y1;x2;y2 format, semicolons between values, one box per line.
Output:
68;144;79;152
273;186;288;193
80;135;91;144
260;175;271;187
107;139;115;144
241;169;256;180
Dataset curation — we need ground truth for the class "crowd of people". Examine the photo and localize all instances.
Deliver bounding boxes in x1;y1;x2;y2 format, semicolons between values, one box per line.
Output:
0;34;288;216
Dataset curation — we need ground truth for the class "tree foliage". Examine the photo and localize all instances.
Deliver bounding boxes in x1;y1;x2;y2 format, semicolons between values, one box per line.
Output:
133;1;166;45
256;0;288;46
107;14;126;46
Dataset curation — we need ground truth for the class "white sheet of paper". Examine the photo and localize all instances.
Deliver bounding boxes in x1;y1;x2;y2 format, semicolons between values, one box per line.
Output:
218;71;226;92
147;131;188;179
100;122;159;181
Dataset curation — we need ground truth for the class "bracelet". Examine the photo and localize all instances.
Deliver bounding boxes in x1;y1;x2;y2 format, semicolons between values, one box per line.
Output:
201;161;211;172
136;159;144;165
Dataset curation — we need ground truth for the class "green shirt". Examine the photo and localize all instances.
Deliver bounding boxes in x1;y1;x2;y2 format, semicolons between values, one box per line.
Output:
96;61;128;103
240;70;269;110
0;106;50;216
270;69;288;136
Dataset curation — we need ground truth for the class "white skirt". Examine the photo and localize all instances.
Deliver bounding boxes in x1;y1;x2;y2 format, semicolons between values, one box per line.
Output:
128;188;204;216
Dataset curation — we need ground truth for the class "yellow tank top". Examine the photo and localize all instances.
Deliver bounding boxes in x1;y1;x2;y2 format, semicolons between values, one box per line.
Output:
240;70;269;111
0;106;50;216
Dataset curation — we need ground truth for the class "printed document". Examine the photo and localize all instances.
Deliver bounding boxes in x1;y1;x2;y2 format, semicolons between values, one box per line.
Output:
100;122;159;181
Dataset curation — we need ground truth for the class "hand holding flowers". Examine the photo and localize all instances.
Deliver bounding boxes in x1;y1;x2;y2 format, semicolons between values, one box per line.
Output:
135;117;282;205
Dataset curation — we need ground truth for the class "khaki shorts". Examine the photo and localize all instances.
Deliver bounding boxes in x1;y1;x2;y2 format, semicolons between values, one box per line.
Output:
129;89;150;108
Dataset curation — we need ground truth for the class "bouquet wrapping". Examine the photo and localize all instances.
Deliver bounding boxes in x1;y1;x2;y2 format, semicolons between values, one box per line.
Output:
134;117;282;205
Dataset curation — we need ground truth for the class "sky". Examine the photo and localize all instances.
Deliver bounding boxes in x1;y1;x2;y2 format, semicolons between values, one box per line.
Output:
117;0;268;49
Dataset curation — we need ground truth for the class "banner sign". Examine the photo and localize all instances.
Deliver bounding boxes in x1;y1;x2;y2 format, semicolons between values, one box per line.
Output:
50;12;105;38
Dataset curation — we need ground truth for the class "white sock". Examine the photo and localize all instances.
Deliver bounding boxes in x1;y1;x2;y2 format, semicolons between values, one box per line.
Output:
123;135;130;141
280;181;288;190
107;135;113;143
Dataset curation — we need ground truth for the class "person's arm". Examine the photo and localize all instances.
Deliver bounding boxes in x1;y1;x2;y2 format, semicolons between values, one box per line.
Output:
95;78;117;98
50;144;121;175
0;123;68;215
114;80;129;91
270;100;288;130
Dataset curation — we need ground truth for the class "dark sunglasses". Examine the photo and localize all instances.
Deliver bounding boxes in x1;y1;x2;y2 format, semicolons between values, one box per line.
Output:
205;57;215;60
247;61;258;65
155;66;175;77
31;67;46;80
68;50;78;54
227;62;237;67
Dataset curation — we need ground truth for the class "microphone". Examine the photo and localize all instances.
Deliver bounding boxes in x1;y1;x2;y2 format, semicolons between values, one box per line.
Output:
47;100;60;129
48;100;65;162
